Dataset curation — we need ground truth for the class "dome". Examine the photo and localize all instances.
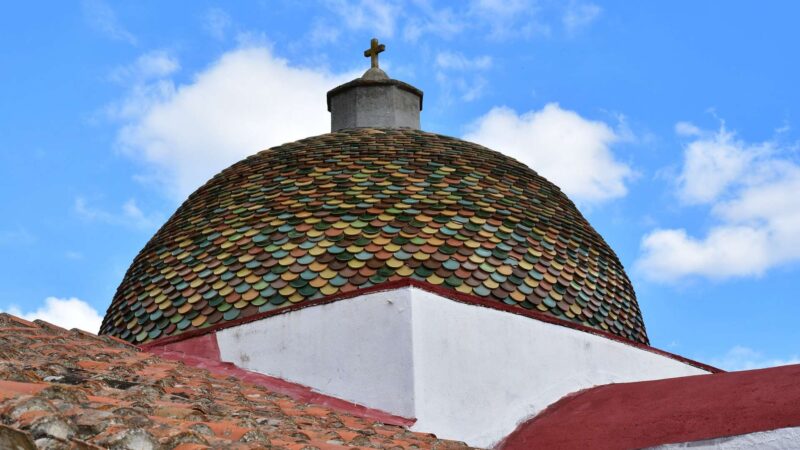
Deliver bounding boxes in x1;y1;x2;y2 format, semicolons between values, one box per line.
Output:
100;128;647;344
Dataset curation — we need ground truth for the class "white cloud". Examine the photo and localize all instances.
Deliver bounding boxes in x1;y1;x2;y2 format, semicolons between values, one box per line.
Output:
471;0;530;15
464;103;633;205
563;1;602;33
676;125;771;204
637;122;800;282
322;0;400;37
435;52;492;71
313;0;595;43
638;227;770;280
711;346;800;371
402;2;465;42
434;52;492;102
81;0;137;45
435;71;488;103
204;8;231;40
75;197;161;230
469;0;550;40
310;0;602;44
110;50;180;83
112;46;354;200
675;121;702;136
460;76;487;102
3;297;103;334
107;82;175;124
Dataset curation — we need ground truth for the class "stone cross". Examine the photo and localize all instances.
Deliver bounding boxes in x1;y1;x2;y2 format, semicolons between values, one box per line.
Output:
363;38;385;69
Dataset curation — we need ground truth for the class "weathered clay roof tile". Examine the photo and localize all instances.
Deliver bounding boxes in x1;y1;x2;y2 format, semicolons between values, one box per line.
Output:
0;313;475;449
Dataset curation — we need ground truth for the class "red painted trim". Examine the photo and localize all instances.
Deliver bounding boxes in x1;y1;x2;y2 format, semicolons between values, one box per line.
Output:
139;278;720;373
146;333;415;427
410;280;720;374
498;363;800;450
149;332;220;360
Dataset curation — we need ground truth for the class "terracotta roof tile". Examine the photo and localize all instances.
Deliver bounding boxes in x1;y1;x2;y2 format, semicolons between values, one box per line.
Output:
0;313;475;449
100;128;647;345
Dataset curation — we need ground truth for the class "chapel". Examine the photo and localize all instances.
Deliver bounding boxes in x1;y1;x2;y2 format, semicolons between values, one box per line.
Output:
84;39;800;449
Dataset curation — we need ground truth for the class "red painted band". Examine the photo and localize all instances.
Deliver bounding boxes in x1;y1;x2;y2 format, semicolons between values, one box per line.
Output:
498;363;800;450
139;278;720;373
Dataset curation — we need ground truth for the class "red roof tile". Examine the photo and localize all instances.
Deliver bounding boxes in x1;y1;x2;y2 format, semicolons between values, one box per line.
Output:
0;313;475;449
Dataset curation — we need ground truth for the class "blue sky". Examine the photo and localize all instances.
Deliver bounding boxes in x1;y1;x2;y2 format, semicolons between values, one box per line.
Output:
1;1;799;370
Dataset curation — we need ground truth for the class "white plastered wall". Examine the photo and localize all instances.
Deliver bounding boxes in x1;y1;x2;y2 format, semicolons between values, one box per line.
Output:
408;288;709;446
216;289;416;416
216;286;710;448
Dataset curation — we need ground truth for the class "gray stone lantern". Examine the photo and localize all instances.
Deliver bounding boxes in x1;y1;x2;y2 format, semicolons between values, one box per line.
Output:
327;38;423;131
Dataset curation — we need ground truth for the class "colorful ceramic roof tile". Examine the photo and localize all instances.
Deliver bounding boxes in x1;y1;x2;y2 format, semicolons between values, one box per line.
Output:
100;128;647;345
0;313;474;449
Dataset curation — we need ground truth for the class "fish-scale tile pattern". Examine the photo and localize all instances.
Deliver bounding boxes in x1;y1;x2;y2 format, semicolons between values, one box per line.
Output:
100;128;647;344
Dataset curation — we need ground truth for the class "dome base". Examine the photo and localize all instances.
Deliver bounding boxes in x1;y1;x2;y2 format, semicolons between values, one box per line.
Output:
150;283;710;448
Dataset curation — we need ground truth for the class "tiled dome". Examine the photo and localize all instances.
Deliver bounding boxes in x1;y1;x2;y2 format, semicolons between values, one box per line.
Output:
100;128;647;344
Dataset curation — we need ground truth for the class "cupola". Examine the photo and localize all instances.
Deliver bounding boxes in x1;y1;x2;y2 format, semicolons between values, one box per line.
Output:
327;38;423;131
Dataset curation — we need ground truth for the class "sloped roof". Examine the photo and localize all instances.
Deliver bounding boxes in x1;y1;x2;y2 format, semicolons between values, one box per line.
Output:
0;313;474;449
499;362;800;450
101;128;647;345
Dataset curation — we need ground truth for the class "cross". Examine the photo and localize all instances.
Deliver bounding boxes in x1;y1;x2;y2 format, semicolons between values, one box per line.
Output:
363;38;385;69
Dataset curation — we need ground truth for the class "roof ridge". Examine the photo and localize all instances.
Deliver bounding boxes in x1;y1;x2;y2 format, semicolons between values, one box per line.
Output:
31;318;70;334
0;313;38;329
